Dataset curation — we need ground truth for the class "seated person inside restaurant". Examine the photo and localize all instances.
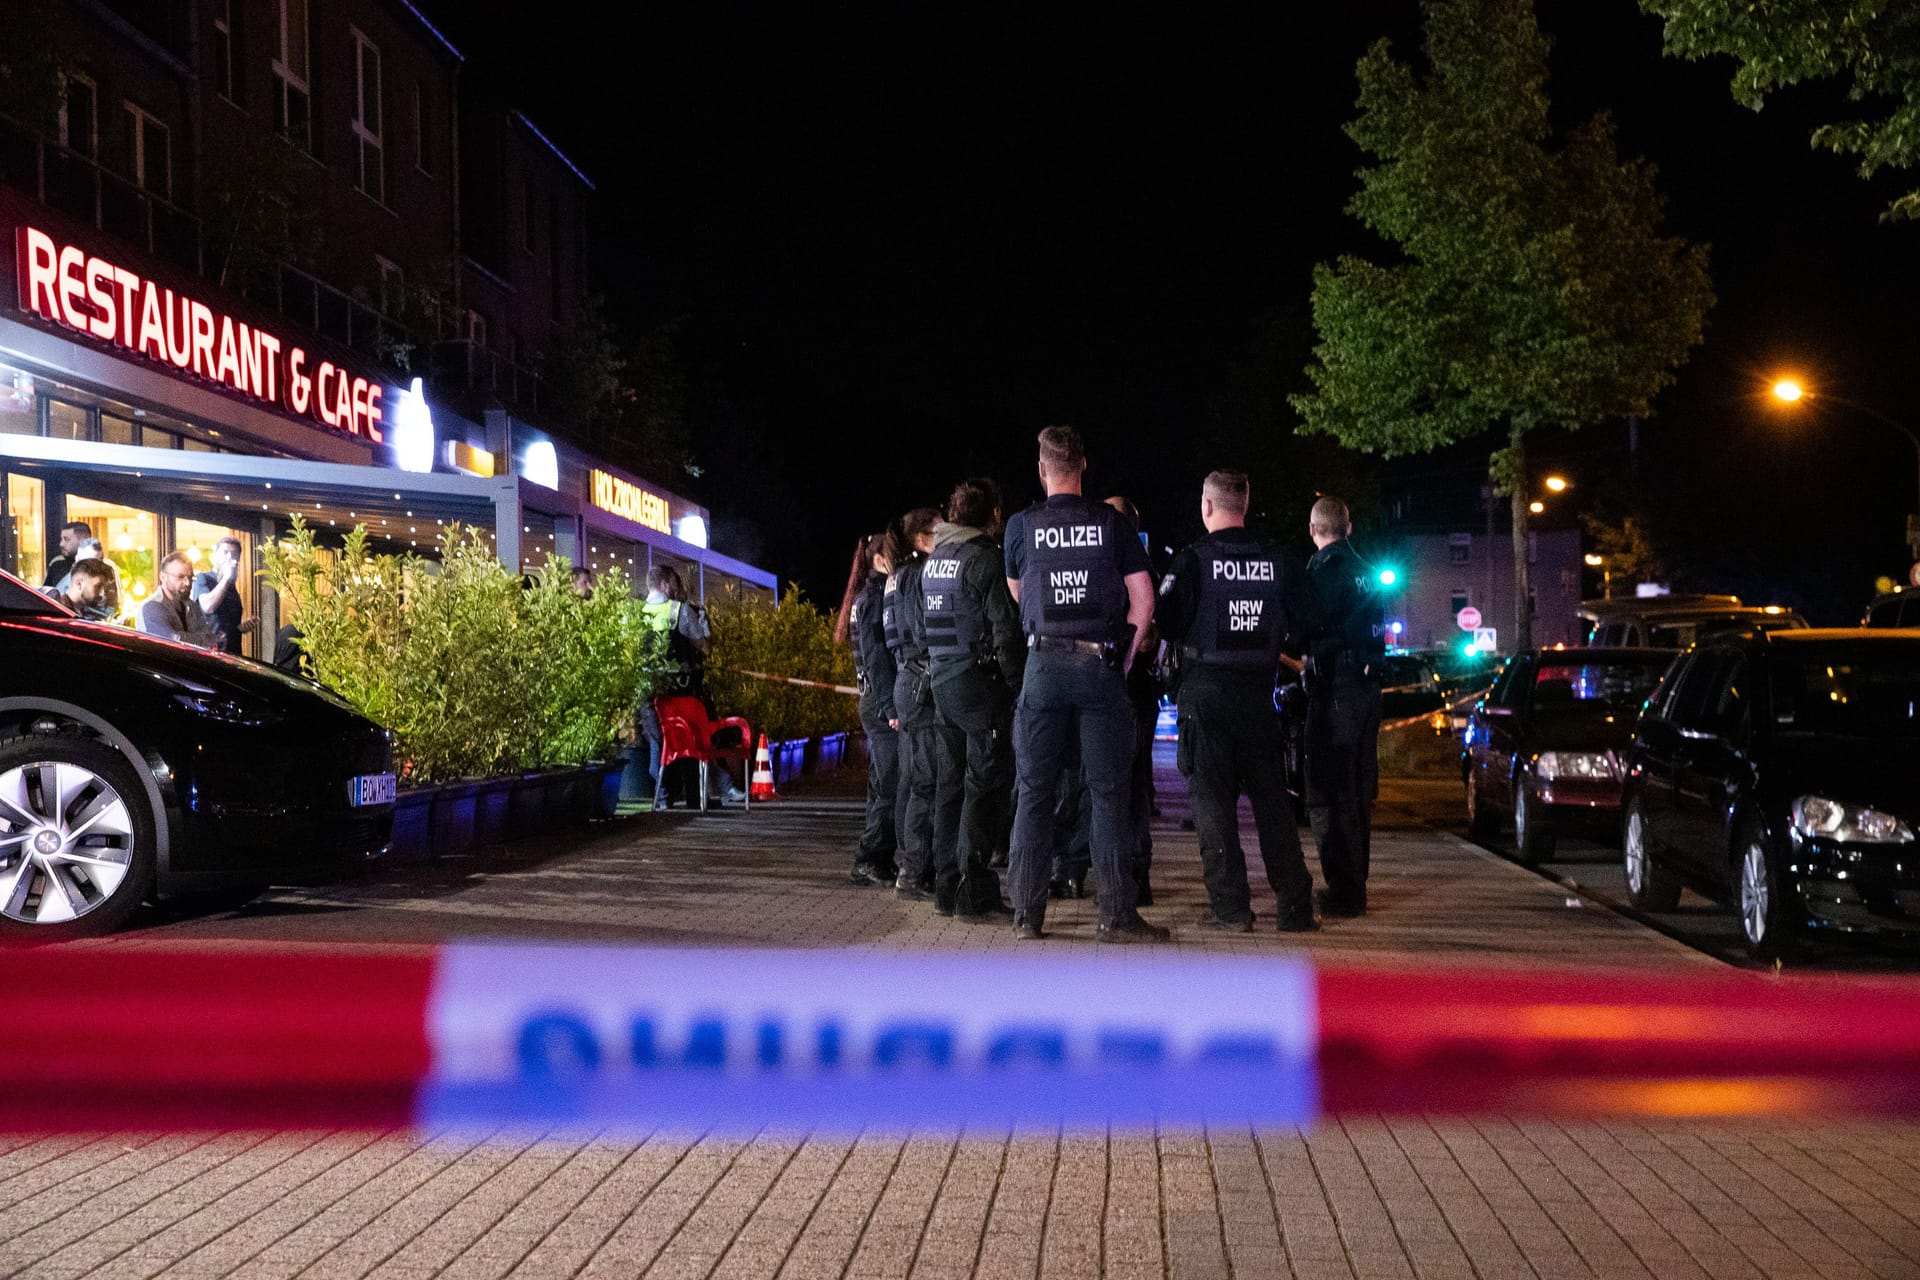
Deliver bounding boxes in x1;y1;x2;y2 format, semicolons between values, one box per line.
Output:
138;551;219;649
53;539;121;620
42;557;116;622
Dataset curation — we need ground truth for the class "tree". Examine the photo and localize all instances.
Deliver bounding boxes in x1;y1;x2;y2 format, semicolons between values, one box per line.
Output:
1293;0;1713;651
540;303;701;484
1642;0;1920;221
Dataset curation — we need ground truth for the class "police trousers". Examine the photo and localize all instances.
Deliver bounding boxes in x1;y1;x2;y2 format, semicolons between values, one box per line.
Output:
1009;650;1137;923
857;703;899;870
893;668;937;884
1177;670;1312;922
1305;675;1381;907
929;667;1013;910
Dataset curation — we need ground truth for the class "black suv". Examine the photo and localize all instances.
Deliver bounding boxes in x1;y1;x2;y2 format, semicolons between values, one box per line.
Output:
0;570;394;939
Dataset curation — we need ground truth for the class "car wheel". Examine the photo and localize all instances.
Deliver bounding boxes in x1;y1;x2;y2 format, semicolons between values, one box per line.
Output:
1465;766;1498;840
1736;817;1801;963
1622;796;1681;912
1513;776;1555;866
0;734;156;941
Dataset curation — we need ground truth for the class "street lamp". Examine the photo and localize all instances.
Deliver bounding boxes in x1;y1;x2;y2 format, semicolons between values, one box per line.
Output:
1769;374;1920;555
1544;475;1569;492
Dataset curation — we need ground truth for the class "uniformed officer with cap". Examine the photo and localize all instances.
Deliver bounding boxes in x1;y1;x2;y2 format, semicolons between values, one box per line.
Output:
923;478;1024;918
1156;470;1317;932
1004;425;1161;942
886;509;940;899
1302;494;1385;917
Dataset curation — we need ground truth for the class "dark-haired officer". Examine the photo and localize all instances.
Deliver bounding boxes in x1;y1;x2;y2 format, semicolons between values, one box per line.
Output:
1302;494;1385;917
1157;470;1316;932
887;509;941;899
1004;425;1161;942
923;478;1024;918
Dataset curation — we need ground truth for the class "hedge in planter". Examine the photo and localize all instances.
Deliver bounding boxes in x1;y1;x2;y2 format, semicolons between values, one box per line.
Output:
262;518;664;785
705;583;858;744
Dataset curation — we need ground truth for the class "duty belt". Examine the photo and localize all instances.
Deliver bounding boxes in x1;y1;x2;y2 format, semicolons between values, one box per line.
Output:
1029;635;1106;657
1179;644;1266;669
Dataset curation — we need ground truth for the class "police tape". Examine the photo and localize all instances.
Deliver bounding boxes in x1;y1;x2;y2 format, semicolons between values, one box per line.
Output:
6;944;1920;1134
722;668;862;696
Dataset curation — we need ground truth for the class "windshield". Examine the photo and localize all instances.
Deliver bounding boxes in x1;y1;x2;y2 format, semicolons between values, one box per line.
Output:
1530;656;1671;712
1771;646;1920;738
0;569;69;618
1379;656;1436;688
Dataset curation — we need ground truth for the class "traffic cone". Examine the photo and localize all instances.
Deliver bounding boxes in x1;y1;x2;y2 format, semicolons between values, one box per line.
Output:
750;734;780;802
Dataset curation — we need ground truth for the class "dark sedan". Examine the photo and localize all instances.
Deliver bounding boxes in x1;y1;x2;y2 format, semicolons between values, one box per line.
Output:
1621;628;1920;960
1463;647;1676;864
0;570;394;939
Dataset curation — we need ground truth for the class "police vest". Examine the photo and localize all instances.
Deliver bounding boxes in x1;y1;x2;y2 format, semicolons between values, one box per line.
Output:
852;575;885;681
1311;543;1387;666
922;538;989;661
887;558;929;662
1190;538;1286;668
1017;499;1127;641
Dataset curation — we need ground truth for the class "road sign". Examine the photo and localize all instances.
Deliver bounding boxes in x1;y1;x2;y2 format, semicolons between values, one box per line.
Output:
1473;627;1498;652
1456;606;1482;631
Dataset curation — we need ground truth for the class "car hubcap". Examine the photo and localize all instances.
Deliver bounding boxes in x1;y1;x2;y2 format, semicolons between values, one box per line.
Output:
1741;841;1769;947
1624;811;1646;895
0;762;135;925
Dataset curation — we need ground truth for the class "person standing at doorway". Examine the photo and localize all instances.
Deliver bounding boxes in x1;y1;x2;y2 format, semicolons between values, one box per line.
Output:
192;537;250;655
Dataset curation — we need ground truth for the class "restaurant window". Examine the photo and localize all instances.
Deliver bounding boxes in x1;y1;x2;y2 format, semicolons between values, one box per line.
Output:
6;476;46;584
183;437;217;453
178;519;253;652
1448;533;1472;565
125;103;171;198
273;0;311;150
0;368;36;436
350;28;384;203
59;74;98;158
65;495;160;620
46;400;90;442
212;0;236;102
1450;589;1470;616
101;414;136;446
145;429;181;450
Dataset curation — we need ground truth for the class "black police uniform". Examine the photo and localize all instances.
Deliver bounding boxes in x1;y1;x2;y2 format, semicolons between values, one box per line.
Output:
923;525;1025;916
850;570;898;885
1157;527;1314;928
887;553;937;895
1004;494;1153;936
1302;537;1385;913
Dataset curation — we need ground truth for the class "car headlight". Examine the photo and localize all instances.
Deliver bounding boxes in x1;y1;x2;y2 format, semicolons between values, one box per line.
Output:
150;672;283;726
1535;750;1620;781
1791;795;1915;844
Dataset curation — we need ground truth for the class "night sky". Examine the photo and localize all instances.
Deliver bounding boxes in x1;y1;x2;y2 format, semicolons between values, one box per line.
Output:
423;1;1920;623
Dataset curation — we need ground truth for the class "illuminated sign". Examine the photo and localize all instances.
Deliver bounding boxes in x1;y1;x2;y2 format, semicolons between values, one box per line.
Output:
444;439;495;477
522;441;559;490
590;468;671;534
14;226;387;442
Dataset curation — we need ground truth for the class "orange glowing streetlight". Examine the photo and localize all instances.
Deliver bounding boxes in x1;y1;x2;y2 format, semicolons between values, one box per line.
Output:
1771;378;1805;403
1544;474;1569;492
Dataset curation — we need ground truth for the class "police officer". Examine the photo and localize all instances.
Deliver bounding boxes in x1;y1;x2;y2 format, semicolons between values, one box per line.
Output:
886;510;940;899
849;532;899;887
1004;426;1160;942
1302;495;1384;917
923;479;1024;918
1157;471;1316;931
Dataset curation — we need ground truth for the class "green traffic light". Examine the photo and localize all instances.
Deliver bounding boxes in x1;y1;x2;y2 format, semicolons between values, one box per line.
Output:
1378;568;1398;587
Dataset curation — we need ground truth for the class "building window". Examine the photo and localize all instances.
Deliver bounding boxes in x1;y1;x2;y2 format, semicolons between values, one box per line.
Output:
272;0;311;150
125;103;171;198
212;0;235;101
350;29;384;203
1450;589;1470;616
1447;532;1471;565
59;74;98;158
376;256;404;316
467;310;489;351
413;80;432;173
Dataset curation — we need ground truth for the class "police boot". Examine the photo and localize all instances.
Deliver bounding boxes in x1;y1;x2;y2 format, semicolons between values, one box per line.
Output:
933;885;958;917
1097;913;1171;945
1197;910;1254;932
1277;900;1321;933
1134;868;1154;907
894;873;933;901
1012;909;1046;941
1049;873;1086;900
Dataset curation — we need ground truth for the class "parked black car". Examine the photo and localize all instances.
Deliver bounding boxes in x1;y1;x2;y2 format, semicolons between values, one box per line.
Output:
0;570;395;939
1621;628;1920;960
1379;652;1449;724
1463;647;1677;863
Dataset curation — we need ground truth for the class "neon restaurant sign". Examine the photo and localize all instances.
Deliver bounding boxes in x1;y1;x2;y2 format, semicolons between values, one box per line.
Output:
14;226;389;442
590;468;672;535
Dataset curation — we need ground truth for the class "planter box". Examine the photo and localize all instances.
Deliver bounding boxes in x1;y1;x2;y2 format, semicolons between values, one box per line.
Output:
594;759;626;819
430;781;484;858
770;738;807;786
384;765;612;863
508;771;551;838
816;731;849;774
474;776;514;845
388;788;433;864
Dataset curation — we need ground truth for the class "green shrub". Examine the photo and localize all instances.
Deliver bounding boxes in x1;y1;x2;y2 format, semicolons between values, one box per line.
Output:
261;518;661;785
705;583;858;743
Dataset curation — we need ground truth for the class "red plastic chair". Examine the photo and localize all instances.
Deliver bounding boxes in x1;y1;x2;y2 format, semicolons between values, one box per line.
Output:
653;695;753;812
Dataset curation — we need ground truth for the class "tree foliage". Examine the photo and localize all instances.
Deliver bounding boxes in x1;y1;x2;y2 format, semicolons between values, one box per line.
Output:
1643;0;1920;221
1293;0;1713;648
704;584;858;742
541;303;701;483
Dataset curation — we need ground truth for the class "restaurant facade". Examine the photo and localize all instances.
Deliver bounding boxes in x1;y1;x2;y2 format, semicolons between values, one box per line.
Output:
0;0;771;654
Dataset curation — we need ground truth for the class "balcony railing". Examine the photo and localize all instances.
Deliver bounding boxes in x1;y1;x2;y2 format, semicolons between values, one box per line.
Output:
0;114;202;275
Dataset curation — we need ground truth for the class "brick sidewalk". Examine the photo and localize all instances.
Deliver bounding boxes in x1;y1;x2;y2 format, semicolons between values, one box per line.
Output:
10;751;1919;1278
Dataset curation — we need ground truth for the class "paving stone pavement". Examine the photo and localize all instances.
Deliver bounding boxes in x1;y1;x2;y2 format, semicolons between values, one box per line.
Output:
9;747;1920;1278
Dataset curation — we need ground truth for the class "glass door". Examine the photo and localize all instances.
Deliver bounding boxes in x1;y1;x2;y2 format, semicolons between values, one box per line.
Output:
4;474;45;584
177;518;255;655
64;494;159;624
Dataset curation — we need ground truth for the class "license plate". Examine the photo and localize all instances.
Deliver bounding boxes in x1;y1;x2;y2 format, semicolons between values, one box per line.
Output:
348;773;397;807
